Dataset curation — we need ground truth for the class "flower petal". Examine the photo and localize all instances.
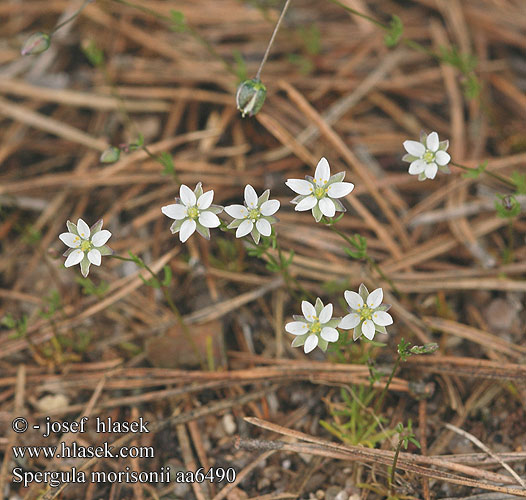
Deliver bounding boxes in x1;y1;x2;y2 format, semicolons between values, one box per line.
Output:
256;218;271;236
162;203;187;220
372;311;393;326
426;131;439;152
425;162;438;180
225;204;249;219
179;219;196;242
198;211;220;228
197;190;214;210
435;150;450;166
76;219;90;239
314;157;330;186
294;195;317;211
318;303;333;324
362;320;376;340
285;179;313;195
244;184;258;208
327;182;354;198
91;229;111;247
367;288;383;308
180;184;196;207
260;199;280;216
318;197;336;217
285;321;309;335
87;248;101;266
301;300;317;321
64;249;84;267
321;327;338;342
403;140;425;157
59;232;81;248
304;334;319;353
236;219;253;238
408;159;426;175
344;290;364;309
339;313;361;329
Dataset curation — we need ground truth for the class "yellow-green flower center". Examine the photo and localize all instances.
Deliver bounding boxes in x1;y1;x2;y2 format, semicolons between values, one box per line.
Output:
187;206;199;219
248;208;260;220
314;186;327;199
357;306;373;321
310;320;321;334
423;151;435;163
80;240;92;252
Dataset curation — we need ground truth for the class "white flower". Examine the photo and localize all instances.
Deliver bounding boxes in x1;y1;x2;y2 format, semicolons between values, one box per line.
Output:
338;284;393;341
285;298;341;354
162;183;223;243
403;131;451;181
59;219;112;277
224;185;280;244
286;157;354;222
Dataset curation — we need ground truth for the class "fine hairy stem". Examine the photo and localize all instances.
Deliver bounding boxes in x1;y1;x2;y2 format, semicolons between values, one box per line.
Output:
255;0;292;80
450;161;516;189
109;254;206;370
51;0;94;35
374;354;400;414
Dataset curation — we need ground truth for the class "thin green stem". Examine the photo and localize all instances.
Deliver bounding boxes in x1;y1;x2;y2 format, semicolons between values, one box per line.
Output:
374;354;400;414
255;0;292;80
50;0;93;35
389;437;403;496
109;254;206;370
451;161;516;189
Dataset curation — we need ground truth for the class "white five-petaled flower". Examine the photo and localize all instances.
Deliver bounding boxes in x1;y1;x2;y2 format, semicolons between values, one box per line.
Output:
286;298;341;354
338;284;393;341
403;131;451;181
224;185;280;244
59;219;113;278
286;157;354;222
162;183;223;243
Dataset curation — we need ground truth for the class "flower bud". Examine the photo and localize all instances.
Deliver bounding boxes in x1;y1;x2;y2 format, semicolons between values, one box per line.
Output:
236;79;267;118
100;146;121;163
410;343;439;355
21;32;51;56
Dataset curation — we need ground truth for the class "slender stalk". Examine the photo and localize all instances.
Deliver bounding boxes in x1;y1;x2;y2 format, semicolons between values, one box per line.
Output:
109;254;206;369
255;0;292;80
374;354;400;414
451;161;516;189
50;0;93;35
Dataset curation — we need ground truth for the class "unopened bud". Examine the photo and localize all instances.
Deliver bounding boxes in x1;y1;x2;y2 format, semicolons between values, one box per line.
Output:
21;32;51;56
410;343;439;355
236;79;267;118
100;146;121;163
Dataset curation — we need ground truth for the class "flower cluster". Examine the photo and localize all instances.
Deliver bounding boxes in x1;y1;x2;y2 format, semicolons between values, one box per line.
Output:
285;285;393;354
59;134;451;287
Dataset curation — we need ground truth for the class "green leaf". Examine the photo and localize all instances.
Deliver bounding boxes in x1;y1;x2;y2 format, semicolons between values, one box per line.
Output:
384;14;403;48
161;265;173;286
159;151;175;175
81;40;105;67
511;171;526;194
233;50;248;82
170;9;188;32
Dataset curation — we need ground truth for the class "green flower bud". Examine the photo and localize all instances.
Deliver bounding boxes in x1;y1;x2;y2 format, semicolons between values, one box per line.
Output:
100;146;121;163
21;32;51;56
236;79;267;118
